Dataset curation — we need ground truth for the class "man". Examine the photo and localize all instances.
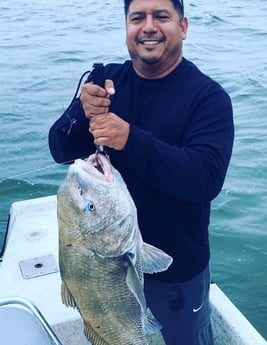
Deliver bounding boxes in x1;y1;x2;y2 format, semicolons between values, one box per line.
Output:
49;0;234;344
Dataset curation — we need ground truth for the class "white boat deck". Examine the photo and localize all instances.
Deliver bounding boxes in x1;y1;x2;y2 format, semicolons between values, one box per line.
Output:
0;195;266;345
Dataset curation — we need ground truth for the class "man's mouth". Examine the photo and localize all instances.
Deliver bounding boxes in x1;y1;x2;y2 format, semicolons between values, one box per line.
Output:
140;39;162;45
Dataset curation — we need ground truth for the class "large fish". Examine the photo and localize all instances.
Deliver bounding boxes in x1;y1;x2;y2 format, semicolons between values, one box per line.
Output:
57;153;173;345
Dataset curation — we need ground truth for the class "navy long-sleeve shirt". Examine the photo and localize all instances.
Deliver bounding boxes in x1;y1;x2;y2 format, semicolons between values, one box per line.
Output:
49;58;234;282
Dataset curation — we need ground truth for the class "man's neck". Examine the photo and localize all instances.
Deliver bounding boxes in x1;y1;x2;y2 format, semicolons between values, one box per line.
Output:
133;54;183;79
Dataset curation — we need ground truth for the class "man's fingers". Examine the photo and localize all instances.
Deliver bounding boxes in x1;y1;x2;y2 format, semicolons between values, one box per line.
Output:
82;83;107;97
89;113;129;150
81;80;114;119
105;79;115;96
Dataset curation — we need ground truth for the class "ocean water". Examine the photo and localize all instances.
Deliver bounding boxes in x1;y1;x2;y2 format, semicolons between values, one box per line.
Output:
0;0;266;339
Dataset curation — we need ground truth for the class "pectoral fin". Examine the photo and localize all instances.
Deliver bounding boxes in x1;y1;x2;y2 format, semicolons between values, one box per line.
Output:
141;243;173;274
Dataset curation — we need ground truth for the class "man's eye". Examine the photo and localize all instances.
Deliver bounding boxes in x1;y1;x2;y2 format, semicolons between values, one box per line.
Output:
131;16;144;23
156;15;170;22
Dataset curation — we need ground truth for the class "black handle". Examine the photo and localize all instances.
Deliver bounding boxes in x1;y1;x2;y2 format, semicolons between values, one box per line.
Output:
92;63;105;88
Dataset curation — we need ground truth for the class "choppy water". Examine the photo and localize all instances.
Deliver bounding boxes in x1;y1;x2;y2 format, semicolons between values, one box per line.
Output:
0;0;266;339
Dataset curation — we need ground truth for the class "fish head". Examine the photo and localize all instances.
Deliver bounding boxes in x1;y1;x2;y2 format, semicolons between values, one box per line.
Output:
57;153;138;257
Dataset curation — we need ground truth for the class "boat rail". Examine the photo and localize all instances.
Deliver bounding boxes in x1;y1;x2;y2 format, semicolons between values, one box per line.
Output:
0;297;63;345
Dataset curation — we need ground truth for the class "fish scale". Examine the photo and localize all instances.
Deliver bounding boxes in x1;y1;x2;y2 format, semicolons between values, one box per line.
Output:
60;248;148;345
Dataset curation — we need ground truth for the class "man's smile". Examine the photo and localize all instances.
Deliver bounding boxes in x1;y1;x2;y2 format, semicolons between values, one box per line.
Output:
139;38;164;46
141;40;161;45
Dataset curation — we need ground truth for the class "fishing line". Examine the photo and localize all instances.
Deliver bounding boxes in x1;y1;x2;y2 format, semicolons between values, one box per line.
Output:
0;160;73;183
64;69;91;135
0;69;92;184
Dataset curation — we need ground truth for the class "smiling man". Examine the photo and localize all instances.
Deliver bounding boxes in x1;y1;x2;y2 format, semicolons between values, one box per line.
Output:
49;0;234;344
126;0;188;78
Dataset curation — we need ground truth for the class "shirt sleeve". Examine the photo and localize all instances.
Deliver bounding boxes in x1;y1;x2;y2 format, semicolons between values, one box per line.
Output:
48;98;95;163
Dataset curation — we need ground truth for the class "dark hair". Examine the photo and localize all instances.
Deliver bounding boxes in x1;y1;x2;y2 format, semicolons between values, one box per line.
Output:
124;0;184;17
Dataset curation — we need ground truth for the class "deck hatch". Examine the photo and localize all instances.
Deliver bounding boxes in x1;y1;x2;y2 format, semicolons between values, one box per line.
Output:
19;255;59;279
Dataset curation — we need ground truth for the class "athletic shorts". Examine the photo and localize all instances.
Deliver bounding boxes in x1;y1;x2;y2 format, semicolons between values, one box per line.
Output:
144;265;214;345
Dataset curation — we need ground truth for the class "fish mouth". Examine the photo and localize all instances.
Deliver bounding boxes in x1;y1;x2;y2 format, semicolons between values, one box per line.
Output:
74;154;113;184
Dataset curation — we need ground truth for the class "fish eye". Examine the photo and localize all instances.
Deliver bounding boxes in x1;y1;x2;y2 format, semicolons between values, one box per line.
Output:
83;201;95;214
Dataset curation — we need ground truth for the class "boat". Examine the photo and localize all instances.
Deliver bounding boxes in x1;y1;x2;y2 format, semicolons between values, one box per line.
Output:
0;195;266;345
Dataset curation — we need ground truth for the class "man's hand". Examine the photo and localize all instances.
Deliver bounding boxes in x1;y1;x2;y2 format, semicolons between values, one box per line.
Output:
81;79;129;150
80;79;115;118
89;113;130;151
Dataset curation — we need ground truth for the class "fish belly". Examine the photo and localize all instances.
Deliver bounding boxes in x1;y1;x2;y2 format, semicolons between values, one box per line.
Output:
59;246;150;345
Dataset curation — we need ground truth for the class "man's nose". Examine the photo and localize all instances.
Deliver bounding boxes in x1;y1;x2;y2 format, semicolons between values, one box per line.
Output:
143;14;157;32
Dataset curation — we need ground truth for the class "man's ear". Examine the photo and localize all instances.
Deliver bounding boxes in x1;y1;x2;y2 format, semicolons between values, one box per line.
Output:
180;17;188;40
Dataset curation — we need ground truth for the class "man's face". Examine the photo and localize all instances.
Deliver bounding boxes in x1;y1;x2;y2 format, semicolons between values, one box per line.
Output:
126;0;188;77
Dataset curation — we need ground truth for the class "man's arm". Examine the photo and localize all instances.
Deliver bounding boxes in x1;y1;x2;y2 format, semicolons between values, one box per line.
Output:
48;98;94;163
49;77;115;164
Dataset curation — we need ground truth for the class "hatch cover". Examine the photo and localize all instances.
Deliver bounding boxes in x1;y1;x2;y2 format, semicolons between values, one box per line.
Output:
19;255;59;279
